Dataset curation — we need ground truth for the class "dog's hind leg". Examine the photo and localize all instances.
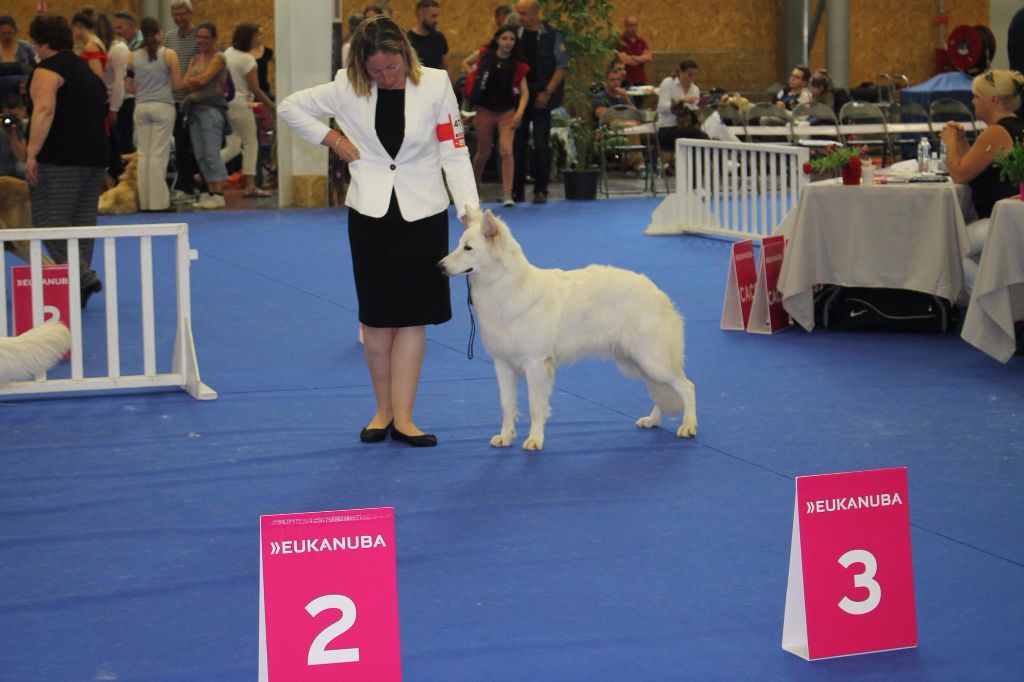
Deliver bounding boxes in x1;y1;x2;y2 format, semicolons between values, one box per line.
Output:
490;359;519;447
522;357;555;451
673;374;698;437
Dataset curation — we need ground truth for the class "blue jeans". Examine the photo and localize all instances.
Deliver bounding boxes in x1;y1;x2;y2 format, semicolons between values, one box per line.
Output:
513;99;552;197
188;107;228;184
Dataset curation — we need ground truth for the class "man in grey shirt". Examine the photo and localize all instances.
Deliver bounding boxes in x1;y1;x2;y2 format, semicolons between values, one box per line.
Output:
163;0;201;199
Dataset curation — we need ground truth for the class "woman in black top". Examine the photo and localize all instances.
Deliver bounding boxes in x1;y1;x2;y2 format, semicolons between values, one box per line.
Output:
467;26;529;207
249;25;273;98
26;14;108;306
942;69;1024;220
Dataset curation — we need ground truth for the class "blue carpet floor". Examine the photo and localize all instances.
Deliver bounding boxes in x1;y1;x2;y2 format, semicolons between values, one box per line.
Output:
1;198;1021;681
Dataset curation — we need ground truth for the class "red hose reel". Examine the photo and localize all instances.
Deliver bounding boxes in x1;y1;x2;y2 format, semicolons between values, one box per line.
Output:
946;24;996;74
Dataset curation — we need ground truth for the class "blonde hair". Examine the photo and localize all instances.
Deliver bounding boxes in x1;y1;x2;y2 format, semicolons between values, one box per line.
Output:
972;69;1024;112
346;15;421;97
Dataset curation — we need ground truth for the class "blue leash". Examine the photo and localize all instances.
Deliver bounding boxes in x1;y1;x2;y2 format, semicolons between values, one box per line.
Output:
466;279;476;359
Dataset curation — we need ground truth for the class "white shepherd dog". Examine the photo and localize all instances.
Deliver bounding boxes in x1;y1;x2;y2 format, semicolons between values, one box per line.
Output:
439;207;697;450
0;319;71;384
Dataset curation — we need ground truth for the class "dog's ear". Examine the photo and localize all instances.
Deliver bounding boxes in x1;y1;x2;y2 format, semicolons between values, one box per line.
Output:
463;204;482;230
482;209;503;241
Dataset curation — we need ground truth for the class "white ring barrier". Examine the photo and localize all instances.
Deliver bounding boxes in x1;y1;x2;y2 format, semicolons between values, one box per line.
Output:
646;138;810;241
0;222;216;400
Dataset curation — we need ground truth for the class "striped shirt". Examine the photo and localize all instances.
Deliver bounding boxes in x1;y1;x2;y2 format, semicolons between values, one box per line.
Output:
163;25;197;102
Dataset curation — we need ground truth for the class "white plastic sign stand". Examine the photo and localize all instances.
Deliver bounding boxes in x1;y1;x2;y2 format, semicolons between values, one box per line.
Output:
782;467;918;660
259;507;401;681
747;235;793;334
720;239;757;330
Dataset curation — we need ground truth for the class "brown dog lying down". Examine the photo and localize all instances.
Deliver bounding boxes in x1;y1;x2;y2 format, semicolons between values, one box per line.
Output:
99;152;139;215
0;176;55;266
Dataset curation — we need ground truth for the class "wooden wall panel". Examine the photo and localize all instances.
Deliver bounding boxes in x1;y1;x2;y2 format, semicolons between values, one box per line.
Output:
10;1;142;38
799;0;989;88
190;0;277;51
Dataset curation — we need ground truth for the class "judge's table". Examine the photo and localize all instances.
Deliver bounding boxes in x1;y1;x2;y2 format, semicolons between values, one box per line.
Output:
776;170;976;331
961;197;1024;363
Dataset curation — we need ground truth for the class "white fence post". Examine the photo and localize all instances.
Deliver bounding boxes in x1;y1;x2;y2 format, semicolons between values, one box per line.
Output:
0;222;216;400
646;138;810;241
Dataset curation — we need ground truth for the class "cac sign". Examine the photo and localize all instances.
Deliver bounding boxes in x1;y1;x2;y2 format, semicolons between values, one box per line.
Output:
747;235;792;334
782;467;917;660
259;507;401;681
720;239;757;331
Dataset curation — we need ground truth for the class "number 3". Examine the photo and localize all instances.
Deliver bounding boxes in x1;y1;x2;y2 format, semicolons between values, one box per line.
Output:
837;549;881;615
306;594;359;665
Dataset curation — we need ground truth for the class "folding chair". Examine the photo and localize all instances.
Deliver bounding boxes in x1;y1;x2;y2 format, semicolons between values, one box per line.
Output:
791;102;844;147
744;102;793;144
930;97;978;143
710;104;748;141
838;101;893;166
886;100;934;161
597;104;657;197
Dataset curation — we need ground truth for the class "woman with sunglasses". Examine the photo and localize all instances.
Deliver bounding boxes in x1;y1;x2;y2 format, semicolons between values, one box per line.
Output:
942;69;1024;290
942;69;1024;220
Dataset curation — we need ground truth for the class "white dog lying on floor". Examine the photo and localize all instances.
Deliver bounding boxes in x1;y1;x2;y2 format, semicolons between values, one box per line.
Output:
0;319;71;383
439;207;697;450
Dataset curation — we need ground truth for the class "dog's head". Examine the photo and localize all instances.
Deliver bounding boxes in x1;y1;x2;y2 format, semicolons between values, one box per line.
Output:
438;205;519;278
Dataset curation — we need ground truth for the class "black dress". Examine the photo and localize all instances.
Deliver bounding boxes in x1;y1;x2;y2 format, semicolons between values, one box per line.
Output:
347;88;452;328
969;116;1024;219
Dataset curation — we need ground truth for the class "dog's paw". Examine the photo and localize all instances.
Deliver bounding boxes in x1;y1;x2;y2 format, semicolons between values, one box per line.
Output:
490;433;515;447
677;420;698;438
522;436;544;451
635;416;660;428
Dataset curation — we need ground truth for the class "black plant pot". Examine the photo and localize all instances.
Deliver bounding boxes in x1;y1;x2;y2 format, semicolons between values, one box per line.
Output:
562;168;600;200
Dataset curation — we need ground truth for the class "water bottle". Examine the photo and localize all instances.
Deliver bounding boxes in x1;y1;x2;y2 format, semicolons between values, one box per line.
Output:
939;140;948;173
917;136;931;173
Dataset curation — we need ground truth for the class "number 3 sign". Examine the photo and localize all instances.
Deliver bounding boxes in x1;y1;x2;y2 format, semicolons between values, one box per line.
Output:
782;467;918;660
259;507;402;681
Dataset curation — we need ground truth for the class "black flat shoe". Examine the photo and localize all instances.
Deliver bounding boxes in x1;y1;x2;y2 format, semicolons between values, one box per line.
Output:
359;420;393;443
390;427;437;447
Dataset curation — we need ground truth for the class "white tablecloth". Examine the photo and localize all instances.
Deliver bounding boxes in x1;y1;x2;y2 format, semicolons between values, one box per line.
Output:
777;179;975;331
961;199;1024;363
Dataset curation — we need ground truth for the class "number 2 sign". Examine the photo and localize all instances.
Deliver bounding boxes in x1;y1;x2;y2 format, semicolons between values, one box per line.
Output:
782;467;918;660
259;508;401;681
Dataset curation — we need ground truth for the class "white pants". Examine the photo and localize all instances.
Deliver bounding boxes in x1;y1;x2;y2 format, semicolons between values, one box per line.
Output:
133;101;176;210
221;99;258;176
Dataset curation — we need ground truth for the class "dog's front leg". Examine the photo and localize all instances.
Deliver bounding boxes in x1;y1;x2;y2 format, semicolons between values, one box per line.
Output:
522;357;555;450
490;359;519;447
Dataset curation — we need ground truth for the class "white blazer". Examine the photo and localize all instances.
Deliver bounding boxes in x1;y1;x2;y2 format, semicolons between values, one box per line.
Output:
278;67;479;221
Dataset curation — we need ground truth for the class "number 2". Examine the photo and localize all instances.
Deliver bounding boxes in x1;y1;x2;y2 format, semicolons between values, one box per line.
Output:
837;549;881;615
306;594;359;666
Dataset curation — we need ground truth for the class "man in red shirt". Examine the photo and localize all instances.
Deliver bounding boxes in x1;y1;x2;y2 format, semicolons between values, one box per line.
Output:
616;16;651;86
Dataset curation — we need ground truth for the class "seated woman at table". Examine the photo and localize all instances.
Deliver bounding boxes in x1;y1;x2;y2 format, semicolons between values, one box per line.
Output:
941;69;1024;292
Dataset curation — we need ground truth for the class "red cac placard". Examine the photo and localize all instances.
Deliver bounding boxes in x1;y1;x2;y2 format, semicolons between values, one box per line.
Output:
259;507;401;681
782;467;917;660
720;239;757;330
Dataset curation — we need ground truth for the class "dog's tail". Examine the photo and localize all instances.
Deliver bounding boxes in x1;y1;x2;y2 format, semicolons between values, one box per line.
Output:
0;320;71;383
647;379;685;416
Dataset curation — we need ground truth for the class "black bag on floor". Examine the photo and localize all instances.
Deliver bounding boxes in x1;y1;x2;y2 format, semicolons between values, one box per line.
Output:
814;286;957;333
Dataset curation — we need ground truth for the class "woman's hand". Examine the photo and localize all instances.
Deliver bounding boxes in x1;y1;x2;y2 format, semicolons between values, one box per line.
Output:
940;121;965;147
25;156;38;186
332;136;360;163
512;112;523;129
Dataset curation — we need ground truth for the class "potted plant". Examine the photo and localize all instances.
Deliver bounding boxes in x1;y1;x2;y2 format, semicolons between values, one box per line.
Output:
802;145;868;185
541;0;618;200
993;139;1024;200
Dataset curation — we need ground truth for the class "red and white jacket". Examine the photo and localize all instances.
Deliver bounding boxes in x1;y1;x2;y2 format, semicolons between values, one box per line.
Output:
279;67;479;221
